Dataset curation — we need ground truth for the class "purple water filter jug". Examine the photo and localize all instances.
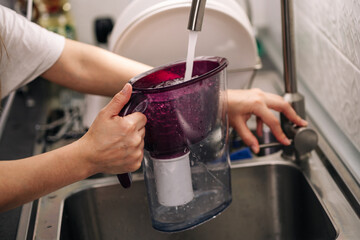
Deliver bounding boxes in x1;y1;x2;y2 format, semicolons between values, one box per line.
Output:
120;56;232;232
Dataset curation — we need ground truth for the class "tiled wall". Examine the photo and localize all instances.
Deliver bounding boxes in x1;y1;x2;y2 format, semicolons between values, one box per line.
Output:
294;0;360;153
254;0;360;153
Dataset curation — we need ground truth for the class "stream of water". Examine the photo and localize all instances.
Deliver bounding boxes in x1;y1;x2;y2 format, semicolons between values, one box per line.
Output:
184;30;199;81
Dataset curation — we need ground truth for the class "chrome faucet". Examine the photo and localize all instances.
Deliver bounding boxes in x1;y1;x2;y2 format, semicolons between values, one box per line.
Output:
280;0;318;161
188;0;207;31
187;0;317;161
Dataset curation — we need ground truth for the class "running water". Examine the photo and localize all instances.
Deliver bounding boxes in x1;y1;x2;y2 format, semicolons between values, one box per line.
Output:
184;30;198;81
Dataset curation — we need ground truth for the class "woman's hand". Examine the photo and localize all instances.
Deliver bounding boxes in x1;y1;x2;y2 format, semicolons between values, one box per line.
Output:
227;88;308;153
78;83;147;175
0;83;146;212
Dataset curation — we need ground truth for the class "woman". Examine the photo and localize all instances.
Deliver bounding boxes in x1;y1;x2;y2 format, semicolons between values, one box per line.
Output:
0;5;306;212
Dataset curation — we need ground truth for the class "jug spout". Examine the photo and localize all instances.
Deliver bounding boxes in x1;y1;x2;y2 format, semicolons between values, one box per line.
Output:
188;0;207;31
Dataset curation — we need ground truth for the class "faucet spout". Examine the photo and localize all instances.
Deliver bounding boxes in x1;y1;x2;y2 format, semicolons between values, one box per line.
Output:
188;0;207;31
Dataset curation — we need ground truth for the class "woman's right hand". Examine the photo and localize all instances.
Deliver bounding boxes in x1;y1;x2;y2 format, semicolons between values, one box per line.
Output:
78;83;147;175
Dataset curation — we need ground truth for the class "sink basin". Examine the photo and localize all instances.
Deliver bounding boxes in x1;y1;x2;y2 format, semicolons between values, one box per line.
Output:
58;161;336;240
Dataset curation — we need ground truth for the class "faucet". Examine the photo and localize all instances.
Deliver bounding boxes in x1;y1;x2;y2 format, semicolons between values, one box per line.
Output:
280;0;318;161
188;0;207;31
187;0;317;161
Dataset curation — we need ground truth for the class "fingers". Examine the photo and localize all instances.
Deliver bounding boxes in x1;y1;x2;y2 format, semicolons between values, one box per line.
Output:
138;125;146;138
123;112;147;132
229;89;307;152
122;138;145;173
103;83;132;117
82;83;147;175
263;92;308;127
252;101;291;146
250;90;309;146
256;117;263;137
116;113;146;173
231;116;260;153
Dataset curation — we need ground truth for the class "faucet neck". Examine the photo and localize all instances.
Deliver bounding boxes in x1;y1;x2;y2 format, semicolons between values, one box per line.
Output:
281;0;297;94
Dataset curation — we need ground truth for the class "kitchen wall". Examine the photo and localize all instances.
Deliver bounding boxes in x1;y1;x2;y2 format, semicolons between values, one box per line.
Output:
0;0;13;8
251;0;360;156
294;0;360;153
68;0;131;45
69;0;249;46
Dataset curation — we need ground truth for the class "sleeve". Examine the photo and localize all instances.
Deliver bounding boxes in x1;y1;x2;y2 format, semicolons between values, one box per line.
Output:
0;5;65;98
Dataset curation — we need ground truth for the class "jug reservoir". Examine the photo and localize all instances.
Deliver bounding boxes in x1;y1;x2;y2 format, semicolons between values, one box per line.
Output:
122;56;232;232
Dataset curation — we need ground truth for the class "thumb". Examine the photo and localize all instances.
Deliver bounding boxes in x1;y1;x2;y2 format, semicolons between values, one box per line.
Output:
103;83;132;116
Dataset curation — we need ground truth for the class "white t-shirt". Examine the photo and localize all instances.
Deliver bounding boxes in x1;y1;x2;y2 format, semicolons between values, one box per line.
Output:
0;5;65;98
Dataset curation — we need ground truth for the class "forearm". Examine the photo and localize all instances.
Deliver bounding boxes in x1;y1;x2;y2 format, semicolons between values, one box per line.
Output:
0;85;146;212
0;140;93;212
41;39;152;96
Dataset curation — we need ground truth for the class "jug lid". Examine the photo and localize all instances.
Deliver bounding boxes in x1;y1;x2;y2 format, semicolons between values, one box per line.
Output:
129;56;228;93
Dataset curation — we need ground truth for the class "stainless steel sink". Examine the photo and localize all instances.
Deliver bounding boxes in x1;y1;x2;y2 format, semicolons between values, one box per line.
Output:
30;148;360;240
58;161;336;240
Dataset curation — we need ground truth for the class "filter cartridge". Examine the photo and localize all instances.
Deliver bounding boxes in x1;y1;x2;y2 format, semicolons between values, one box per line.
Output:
152;152;194;206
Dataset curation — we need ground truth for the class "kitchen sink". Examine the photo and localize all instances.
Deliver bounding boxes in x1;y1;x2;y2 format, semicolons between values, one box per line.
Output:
30;151;360;240
31;157;340;240
60;162;336;240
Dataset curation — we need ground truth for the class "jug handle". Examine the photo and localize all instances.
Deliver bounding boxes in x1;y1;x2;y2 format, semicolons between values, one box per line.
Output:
117;91;148;188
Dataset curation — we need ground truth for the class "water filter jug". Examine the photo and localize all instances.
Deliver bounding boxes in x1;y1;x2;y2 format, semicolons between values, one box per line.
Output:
120;56;232;232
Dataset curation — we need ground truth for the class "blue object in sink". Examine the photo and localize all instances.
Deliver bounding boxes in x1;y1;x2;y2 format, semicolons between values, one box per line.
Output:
230;147;252;161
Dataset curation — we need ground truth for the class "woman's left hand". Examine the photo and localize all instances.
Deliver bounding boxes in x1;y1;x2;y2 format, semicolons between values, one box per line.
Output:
227;88;308;153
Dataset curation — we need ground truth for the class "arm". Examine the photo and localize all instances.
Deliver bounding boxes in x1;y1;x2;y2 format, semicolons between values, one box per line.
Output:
0;84;146;212
41;38;152;96
227;88;308;153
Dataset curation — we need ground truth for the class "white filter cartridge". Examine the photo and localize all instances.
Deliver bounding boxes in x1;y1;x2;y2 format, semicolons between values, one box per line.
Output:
152;153;194;206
